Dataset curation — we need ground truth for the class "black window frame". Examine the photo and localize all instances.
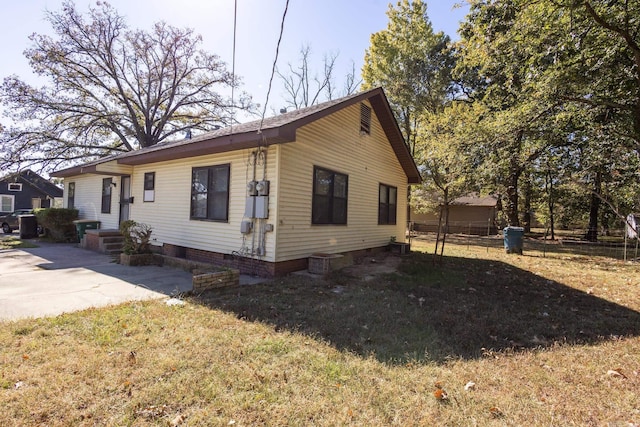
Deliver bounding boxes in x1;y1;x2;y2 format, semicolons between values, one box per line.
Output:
378;183;397;225
143;172;155;202
190;164;230;222
101;178;112;214
68;182;75;209
312;166;348;225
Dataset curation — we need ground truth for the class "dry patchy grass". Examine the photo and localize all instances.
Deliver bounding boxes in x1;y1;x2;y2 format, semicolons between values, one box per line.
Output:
1;241;639;426
0;236;38;250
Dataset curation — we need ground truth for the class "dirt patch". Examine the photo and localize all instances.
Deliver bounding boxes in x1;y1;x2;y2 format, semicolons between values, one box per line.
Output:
341;252;403;280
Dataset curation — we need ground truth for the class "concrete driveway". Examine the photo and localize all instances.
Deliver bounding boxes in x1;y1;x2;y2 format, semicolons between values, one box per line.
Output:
0;239;193;321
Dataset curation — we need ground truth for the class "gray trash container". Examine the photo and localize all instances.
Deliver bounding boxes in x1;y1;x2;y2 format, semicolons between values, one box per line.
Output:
503;226;524;254
18;215;39;239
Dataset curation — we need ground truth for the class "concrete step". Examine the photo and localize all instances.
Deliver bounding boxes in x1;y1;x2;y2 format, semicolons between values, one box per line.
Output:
103;242;124;251
102;236;124;244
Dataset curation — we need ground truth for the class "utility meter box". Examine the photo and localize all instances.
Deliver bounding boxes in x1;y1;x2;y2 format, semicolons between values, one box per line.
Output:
255;196;269;219
256;180;270;196
245;197;255;218
240;220;253;234
247;180;258;196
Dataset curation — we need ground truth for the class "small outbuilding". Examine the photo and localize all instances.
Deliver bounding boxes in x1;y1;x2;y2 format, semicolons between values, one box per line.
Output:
411;194;501;236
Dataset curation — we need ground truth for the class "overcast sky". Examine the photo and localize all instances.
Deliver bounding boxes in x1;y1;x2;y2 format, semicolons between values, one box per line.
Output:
0;0;469;120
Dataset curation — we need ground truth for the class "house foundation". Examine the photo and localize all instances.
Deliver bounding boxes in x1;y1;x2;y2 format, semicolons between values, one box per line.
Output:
162;243;387;277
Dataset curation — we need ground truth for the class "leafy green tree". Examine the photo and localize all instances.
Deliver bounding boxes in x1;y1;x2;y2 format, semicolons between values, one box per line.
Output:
457;1;549;226
361;0;455;155
412;102;482;256
0;1;250;173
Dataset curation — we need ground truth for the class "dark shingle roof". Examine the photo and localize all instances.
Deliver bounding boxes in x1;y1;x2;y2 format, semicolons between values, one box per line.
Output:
1;170;63;198
52;88;421;183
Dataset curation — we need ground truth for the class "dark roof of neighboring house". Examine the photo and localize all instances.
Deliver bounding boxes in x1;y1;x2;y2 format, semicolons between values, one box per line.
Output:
450;194;499;207
0;169;63;198
52;87;421;183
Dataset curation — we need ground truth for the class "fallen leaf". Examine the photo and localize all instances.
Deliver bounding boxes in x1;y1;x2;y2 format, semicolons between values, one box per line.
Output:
434;388;448;401
607;368;627;379
170;414;185;426
21;354;29;360
489;406;504;418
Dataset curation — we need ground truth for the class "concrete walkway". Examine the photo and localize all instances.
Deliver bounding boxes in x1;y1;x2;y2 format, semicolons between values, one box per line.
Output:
0;239;196;321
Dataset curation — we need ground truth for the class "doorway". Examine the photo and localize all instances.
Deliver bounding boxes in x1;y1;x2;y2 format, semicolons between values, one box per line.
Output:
119;176;131;224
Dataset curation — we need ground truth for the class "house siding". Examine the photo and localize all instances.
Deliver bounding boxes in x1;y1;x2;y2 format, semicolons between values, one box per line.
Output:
128;147;278;262
274;101;408;262
65;175;120;228
95;161;133;176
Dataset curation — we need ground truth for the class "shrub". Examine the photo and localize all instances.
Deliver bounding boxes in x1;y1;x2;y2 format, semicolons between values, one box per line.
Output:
119;220;153;255
35;208;79;242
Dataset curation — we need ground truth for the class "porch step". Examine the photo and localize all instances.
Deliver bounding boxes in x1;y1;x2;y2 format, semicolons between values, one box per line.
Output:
102;236;124;244
83;228;125;255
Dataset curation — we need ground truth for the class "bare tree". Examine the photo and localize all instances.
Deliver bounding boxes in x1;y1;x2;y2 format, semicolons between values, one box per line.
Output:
276;44;361;111
0;1;252;173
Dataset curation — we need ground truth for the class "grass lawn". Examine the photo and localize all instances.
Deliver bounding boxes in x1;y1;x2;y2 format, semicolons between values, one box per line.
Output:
1;239;639;425
0;235;38;250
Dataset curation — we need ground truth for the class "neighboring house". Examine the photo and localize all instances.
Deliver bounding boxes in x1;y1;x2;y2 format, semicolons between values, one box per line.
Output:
51;88;421;276
0;169;63;213
411;194;502;236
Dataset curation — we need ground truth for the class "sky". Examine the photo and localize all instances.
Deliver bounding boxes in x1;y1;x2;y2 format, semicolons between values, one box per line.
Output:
0;0;470;121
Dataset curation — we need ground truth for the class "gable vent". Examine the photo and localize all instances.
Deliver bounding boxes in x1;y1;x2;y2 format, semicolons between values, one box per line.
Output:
360;103;371;135
8;183;22;191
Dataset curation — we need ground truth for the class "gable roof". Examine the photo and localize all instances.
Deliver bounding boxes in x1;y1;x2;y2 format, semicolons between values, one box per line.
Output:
450;194;499;207
1;169;63;198
52;87;421;183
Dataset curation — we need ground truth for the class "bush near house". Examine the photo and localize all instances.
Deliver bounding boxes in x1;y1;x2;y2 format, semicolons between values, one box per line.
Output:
35;208;78;242
119;220;153;255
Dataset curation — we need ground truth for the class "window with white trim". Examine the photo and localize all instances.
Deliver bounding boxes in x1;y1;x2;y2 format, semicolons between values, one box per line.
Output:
8;183;22;191
101;178;112;214
144;172;155;202
312;166;348;225
378;184;397;225
1;195;15;213
190;165;230;221
68;182;75;209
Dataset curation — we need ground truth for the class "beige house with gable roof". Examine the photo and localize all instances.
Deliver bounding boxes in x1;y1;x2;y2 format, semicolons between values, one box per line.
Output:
52;88;421;276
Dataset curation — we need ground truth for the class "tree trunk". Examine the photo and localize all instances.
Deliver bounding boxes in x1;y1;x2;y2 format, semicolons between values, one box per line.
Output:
505;162;521;226
546;169;555;240
505;132;524;226
585;171;601;242
522;175;532;233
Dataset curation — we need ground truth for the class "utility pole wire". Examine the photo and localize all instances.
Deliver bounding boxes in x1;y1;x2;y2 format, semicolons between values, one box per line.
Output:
258;0;290;133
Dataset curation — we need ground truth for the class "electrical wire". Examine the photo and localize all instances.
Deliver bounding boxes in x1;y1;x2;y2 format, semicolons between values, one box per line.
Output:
258;0;290;133
230;0;238;136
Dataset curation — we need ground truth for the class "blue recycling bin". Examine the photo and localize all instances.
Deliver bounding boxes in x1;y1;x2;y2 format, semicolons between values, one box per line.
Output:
503;226;524;254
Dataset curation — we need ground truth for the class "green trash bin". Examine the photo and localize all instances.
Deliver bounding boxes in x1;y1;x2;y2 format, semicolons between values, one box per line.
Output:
73;219;101;240
503;226;524;254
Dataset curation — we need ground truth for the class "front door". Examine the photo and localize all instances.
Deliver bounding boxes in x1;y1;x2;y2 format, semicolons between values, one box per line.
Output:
119;176;131;224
